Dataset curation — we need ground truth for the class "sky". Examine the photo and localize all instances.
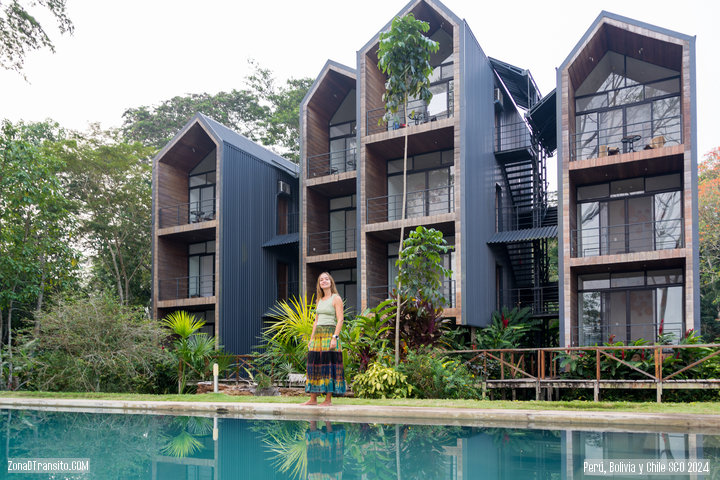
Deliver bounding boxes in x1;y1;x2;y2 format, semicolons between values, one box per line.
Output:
1;0;718;175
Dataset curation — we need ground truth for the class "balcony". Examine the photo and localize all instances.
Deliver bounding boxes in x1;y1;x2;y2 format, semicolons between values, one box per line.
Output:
572;115;681;162
306;147;356;178
158;274;215;301
367;279;456;309
365;62;454;136
307;229;356;256
571;218;684;257
366;186;454;224
158;200;216;229
494;121;533;156
573;319;684;347
496;205;550;232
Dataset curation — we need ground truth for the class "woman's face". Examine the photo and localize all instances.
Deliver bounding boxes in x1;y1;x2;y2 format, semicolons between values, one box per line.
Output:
319;274;332;290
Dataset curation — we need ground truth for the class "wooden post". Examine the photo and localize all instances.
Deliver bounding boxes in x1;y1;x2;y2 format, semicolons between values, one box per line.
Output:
500;352;505;380
656;346;663;403
539;350;545;380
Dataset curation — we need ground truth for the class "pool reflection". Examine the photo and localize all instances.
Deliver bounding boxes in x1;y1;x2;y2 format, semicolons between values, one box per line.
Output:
1;409;719;479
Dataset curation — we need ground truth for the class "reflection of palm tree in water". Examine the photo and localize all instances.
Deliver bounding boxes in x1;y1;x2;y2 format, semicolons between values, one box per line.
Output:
307;421;345;480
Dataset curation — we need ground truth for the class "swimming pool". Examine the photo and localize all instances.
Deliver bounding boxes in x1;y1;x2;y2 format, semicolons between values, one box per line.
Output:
1;408;717;479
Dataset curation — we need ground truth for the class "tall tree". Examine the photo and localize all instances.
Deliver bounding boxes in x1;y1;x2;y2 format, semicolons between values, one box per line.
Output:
54;126;155;307
121;61;312;163
0;0;73;74
377;14;439;365
0;120;79;387
699;147;720;340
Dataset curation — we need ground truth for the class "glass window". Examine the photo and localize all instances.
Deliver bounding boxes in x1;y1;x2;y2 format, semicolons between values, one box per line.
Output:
611;272;644;288
646;174;681;192
576;93;608;112
206;241;215;253
577;183;609;201
614;85;644;106
652;97;681;145
578;202;601;257
646;78;680;98
647;269;683;285
579;291;603;346
654;191;682;249
387;159;403;174
189;243;206;255
414;152;442;170
610;178;644;197
189;175;206;187
625;103;651;138
576;51;626;96
575;113;599;160
655;286;683;338
579;274;610;290
441;150;454;164
330;195;353;210
598;109;623;149
329;123;352;137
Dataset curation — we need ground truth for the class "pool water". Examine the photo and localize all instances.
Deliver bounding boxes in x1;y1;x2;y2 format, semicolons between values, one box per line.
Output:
1;409;718;479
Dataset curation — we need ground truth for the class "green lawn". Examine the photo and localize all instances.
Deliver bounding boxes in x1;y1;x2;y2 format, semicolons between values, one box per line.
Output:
1;390;720;415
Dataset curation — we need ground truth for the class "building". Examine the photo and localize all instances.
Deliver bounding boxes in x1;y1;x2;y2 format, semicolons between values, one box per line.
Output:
557;12;699;346
151;113;299;354
299;0;557;328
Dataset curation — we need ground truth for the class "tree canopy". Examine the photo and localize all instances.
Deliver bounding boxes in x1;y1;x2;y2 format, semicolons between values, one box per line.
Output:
121;61;312;163
0;0;73;74
700;147;720;339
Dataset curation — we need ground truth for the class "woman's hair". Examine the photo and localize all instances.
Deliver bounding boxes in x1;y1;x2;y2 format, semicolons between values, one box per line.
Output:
316;271;339;300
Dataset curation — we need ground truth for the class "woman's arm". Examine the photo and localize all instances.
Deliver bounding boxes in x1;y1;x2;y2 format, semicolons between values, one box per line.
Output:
308;306;319;347
330;295;344;349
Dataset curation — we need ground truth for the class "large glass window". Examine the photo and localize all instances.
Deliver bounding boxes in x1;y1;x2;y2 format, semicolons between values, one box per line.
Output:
577;269;683;346
188;241;215;297
574;174;682;257
573;51;681;160
329;268;357;313
387;150;454;220
329;195;356;253
188;151;216;223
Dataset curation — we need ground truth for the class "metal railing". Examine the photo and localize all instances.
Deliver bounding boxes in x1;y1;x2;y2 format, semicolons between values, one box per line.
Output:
496;205;547;232
495;121;533;153
507;285;559;315
572;320;684;348
276;212;299;235
158;274;215;300
366;185;454;224
307;228;356;256
571;218;684;257
571;114;681;161
367;279;456;309
158;199;216;228
306;147;356;178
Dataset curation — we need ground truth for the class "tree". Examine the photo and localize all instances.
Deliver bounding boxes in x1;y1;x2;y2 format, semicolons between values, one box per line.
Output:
53;126;155;306
0;120;79;387
121;61;313;163
699;147;720;340
0;0;73;74
377;14;439;365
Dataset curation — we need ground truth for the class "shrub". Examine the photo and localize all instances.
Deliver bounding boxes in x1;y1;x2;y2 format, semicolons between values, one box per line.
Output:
399;348;481;399
17;294;173;393
352;363;413;399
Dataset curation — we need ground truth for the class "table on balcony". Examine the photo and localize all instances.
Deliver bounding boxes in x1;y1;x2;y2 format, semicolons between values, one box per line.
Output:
621;134;642;153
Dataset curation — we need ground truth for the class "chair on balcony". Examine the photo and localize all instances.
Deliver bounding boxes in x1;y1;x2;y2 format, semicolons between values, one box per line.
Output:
644;135;666;150
599;145;620;157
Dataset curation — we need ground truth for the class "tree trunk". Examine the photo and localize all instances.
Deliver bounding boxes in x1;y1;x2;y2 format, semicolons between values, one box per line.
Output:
7;299;13;390
395;95;409;367
108;244;125;305
34;253;47;336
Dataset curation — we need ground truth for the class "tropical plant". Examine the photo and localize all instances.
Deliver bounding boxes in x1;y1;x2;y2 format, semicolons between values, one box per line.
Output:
399;347;481;399
342;299;395;377
377;14;440;366
352;362;413;399
159;416;213;458
161;310;217;393
477;306;533;349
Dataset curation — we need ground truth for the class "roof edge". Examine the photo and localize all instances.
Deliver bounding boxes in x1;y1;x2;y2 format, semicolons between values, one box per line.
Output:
301;60;357;109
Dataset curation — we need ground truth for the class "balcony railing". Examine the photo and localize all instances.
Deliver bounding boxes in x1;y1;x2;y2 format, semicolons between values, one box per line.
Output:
573;320;684;347
367;185;454;224
158;274;215;301
506;285;559;316
571;218;684;257
365;63;454;136
307;229;356;256
158;200;216;228
495;121;532;153
571;114;681;162
367;280;456;309
277;212;299;235
306;147;356;178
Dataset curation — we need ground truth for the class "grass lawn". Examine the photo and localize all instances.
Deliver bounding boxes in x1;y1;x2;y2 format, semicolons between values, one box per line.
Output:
1;390;720;415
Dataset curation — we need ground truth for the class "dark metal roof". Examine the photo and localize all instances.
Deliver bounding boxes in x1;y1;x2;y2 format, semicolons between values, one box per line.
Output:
262;232;299;248
527;89;557;154
489;57;540;110
487;225;558;244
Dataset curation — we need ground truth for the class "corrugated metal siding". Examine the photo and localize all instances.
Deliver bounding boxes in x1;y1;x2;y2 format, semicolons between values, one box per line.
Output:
487;226;558;244
459;24;501;328
220;143;299;354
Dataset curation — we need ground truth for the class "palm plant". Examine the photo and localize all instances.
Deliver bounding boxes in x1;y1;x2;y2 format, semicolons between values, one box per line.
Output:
161;310;214;393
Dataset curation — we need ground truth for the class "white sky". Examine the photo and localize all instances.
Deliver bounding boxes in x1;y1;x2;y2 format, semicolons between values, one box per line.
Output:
1;0;718;186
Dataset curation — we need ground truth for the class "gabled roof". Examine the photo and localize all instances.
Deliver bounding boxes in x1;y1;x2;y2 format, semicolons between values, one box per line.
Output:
358;0;462;57
301;60;356;109
559;11;693;74
154;113;299;177
489;58;541;110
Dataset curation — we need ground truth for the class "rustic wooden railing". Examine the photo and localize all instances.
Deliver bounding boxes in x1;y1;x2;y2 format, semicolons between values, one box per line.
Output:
451;344;720;403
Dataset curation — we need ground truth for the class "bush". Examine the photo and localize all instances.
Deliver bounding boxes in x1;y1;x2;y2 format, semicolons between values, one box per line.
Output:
399;348;481;399
16;294;173;393
352;363;413;399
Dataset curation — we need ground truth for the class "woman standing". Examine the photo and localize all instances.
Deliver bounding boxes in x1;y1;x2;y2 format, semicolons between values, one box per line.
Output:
302;272;346;405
